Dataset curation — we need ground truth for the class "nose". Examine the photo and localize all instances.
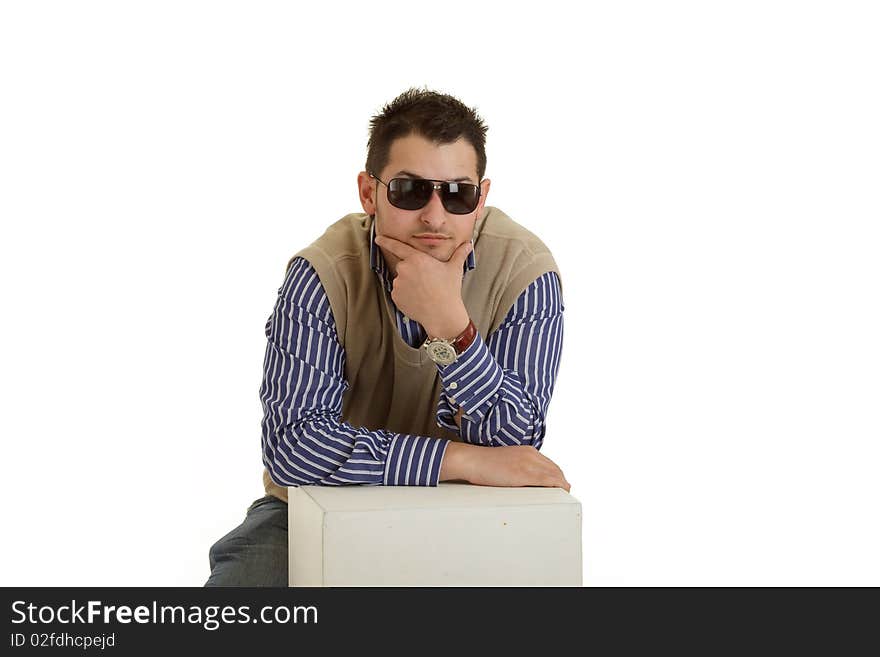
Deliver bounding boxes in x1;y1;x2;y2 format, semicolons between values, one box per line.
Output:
418;184;447;229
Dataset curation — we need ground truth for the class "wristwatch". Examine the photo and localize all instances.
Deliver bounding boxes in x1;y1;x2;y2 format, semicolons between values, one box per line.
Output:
423;319;477;366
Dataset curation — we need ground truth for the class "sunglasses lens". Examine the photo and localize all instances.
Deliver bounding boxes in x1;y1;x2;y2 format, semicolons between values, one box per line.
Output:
385;178;480;214
387;178;433;210
441;182;480;214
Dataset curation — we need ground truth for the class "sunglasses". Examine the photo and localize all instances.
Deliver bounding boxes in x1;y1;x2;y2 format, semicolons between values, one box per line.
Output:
370;173;481;215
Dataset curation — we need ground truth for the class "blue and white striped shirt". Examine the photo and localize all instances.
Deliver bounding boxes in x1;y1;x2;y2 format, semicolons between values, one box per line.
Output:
260;231;564;488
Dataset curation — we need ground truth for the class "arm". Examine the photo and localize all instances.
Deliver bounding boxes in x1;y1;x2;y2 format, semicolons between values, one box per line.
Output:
260;258;450;487
371;236;570;491
435;272;564;449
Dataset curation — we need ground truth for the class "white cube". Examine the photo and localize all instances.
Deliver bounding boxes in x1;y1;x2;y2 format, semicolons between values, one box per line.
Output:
289;483;582;587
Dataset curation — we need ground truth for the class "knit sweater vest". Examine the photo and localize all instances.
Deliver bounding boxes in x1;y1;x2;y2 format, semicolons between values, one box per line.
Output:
262;206;561;502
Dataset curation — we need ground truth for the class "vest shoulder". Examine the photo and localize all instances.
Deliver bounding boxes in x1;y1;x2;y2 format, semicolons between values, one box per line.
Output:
285;213;370;276
305;213;372;260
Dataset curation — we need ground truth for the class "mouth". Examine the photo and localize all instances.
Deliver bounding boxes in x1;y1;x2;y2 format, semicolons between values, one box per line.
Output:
412;234;450;245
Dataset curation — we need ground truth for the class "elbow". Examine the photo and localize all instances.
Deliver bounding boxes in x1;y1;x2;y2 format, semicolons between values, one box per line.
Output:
483;402;546;447
263;451;309;488
526;412;548;450
264;451;328;488
262;463;302;491
263;417;348;487
262;425;317;487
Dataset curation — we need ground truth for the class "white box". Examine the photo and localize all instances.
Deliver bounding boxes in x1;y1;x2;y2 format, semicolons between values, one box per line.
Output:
289;483;582;586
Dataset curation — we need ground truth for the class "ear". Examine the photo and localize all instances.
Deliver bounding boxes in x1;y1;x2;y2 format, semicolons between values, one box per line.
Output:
475;177;491;215
357;171;378;215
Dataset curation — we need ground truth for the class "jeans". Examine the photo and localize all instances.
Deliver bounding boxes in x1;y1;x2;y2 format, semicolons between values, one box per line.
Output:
205;495;289;587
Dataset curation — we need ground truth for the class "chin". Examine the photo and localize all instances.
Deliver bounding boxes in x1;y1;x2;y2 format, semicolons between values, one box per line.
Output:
410;241;447;256
425;246;454;261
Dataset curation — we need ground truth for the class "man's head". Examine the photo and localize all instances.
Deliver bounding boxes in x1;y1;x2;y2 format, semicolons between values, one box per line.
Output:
357;88;491;272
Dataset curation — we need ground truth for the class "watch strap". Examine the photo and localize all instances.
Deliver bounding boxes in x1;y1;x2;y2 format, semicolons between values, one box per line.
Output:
451;319;477;355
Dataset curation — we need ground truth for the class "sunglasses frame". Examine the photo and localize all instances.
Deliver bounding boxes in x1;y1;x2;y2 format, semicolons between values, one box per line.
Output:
369;172;482;215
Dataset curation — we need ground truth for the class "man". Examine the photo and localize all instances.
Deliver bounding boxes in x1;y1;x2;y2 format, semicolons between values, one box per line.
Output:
205;88;569;586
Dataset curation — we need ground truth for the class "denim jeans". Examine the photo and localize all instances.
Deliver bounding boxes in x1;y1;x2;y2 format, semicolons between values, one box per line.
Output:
205;495;288;587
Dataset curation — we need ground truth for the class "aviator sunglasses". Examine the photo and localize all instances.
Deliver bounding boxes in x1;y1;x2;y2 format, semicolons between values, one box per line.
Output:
369;172;482;215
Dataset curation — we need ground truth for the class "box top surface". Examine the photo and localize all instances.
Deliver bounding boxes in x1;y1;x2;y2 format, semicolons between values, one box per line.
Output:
295;483;579;512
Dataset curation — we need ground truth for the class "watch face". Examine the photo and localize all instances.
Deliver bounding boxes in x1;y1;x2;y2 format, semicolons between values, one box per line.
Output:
425;341;457;366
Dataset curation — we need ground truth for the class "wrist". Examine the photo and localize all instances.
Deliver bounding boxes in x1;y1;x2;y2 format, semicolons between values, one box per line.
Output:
425;303;470;340
439;442;477;483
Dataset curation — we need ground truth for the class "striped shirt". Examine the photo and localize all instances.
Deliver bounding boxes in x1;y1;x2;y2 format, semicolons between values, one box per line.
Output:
260;230;564;488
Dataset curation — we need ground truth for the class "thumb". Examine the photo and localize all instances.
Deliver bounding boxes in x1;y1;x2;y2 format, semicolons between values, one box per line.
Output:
449;240;473;266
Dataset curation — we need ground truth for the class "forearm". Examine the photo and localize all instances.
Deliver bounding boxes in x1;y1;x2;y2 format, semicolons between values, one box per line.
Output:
262;257;450;488
435;331;557;448
436;272;564;448
263;416;449;487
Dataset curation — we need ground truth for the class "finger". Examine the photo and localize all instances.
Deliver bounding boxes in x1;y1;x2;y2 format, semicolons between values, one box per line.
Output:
548;474;569;492
375;235;418;260
447;240;473;266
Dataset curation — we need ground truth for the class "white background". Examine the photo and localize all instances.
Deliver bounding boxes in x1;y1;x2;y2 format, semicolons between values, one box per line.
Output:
1;1;878;586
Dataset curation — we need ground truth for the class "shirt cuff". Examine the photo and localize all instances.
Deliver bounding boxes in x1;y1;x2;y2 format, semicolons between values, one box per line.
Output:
436;332;504;418
384;434;449;486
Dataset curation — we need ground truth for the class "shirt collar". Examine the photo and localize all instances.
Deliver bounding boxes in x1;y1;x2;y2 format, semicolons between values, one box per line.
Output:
369;219;476;292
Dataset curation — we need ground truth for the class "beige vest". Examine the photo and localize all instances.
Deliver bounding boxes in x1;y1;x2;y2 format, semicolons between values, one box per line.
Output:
263;206;560;501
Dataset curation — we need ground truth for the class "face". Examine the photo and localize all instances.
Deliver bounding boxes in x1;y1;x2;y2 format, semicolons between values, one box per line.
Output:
357;133;491;273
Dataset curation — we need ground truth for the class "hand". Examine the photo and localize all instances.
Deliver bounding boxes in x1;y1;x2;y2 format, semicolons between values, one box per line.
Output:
440;443;571;493
374;235;472;339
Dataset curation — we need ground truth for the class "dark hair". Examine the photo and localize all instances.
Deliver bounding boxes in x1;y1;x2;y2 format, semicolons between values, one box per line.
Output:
366;88;488;180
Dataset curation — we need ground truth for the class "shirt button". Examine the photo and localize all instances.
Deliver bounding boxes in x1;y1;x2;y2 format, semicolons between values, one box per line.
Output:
448;397;457;405
449;382;458;390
